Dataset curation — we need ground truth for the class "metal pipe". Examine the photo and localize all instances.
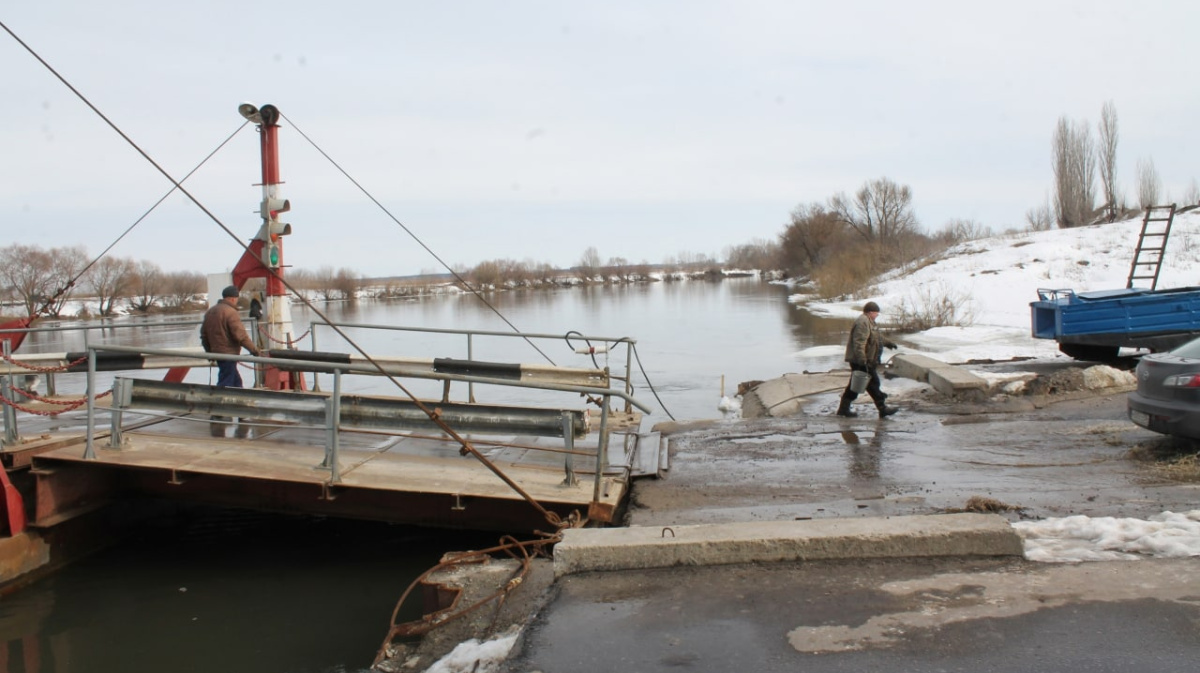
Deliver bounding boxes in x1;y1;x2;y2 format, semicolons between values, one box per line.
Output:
1;339;17;447
84;348;97;459
561;411;577;486
592;396;611;505
115;378;591;437
92;346;652;413
328;369;342;482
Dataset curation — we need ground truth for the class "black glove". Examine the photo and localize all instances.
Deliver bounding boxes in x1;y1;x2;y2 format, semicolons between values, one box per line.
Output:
884;341;898;350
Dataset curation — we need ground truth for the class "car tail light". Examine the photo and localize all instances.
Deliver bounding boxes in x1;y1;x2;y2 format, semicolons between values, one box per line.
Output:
1163;373;1200;388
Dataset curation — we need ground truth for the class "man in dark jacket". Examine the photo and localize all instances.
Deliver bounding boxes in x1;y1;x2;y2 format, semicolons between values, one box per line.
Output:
201;286;262;437
201;285;262;388
836;301;899;418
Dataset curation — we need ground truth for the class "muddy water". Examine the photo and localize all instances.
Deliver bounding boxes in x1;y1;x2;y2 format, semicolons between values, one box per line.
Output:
5;278;848;672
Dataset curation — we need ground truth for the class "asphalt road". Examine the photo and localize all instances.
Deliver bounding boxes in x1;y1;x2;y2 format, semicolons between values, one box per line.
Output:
503;375;1200;673
505;556;1200;673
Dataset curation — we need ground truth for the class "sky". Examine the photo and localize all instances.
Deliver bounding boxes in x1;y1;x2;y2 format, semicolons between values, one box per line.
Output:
4;1;1200;278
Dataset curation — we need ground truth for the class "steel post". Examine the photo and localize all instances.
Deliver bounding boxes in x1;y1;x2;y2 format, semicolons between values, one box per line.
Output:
1;340;16;446
592;396;611;504
561;411;577;486
84;348;97;459
326;368;342;482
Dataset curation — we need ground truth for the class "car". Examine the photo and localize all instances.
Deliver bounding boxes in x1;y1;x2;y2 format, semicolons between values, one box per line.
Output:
1128;336;1200;440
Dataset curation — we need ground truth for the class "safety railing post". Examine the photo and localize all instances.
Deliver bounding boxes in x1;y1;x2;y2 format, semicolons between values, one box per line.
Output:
1;339;17;447
624;342;634;413
84;347;97;460
561;411;577;486
323;368;342;482
310;323;321;392
467;332;475;403
592;396;611;505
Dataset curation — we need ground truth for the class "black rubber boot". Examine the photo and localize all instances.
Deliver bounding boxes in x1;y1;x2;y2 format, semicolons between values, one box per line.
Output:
877;404;899;418
836;393;858;417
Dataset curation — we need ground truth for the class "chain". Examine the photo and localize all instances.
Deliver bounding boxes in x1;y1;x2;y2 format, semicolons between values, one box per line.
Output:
0;387;112;415
2;351;89;373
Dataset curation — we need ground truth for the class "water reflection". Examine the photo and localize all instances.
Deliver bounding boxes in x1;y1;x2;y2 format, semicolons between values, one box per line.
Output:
839;428;886;480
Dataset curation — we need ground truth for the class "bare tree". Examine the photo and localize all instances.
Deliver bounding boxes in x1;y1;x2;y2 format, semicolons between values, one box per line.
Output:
1183;178;1200;207
161;271;205;308
312;266;338;301
1052;116;1097;228
778;203;849;277
332;267;359;300
1098;101;1119;222
85;256;134;316
829;177;919;243
0;244;55;315
724;238;781;270
1025;198;1054;232
575;246;601;282
127;260;165;312
1137;157;1161;209
38;245;89;317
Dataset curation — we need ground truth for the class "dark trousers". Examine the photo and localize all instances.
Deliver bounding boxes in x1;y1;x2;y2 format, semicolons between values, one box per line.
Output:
215;360;243;389
211;360;247;437
841;363;886;406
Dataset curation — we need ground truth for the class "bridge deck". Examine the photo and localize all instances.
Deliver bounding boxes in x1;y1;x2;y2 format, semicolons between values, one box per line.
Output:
18;410;639;533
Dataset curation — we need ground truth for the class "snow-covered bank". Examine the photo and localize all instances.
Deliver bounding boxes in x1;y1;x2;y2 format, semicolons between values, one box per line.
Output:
794;211;1200;364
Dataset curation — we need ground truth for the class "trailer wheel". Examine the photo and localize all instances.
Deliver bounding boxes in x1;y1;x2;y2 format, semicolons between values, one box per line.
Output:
1058;343;1120;362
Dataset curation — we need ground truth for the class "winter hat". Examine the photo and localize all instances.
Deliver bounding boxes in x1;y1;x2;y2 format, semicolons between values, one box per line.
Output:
221;285;239;298
863;301;880;313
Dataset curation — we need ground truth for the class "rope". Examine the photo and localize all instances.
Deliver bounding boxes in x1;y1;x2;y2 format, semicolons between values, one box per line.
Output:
279;112;558;367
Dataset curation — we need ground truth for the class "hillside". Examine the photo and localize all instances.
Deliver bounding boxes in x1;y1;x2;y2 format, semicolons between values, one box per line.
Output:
797;210;1200;362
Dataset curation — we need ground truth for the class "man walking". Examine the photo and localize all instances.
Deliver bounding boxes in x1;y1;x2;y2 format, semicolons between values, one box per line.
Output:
836;301;899;418
201;285;263;436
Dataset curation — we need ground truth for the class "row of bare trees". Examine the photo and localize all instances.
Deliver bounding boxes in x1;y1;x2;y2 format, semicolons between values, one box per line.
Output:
0;244;369;319
0;244;205;318
1050;101;1197;229
775;176;963;297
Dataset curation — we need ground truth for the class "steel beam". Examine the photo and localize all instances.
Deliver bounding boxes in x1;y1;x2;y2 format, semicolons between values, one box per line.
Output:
113;378;588;438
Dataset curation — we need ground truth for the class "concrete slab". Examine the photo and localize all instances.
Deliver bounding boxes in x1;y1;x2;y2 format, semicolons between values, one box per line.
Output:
889;353;989;396
888;353;944;383
928;366;989;396
741;373;846;418
553;513;1023;576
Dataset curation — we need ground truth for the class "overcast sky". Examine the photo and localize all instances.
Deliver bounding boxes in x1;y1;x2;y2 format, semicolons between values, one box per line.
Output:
3;1;1199;278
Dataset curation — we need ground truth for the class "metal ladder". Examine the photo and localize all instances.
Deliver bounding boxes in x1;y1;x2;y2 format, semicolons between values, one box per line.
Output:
1127;204;1177;290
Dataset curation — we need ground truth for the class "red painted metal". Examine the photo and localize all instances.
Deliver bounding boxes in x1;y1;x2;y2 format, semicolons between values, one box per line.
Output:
231;238;269;289
1;468;26;535
0;316;33;353
162;366;189;383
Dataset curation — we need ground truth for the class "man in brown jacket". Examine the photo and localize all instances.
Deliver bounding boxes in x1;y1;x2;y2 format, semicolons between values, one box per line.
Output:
201;285;262;388
201;286;264;438
836;301;899;418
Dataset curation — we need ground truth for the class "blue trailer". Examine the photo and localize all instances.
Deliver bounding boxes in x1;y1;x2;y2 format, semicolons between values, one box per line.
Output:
1029;204;1200;361
1030;286;1200;360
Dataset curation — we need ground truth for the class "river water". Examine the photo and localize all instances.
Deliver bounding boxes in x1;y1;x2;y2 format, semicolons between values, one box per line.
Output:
1;277;851;673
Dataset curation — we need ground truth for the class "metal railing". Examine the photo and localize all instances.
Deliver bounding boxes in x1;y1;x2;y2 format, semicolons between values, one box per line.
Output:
307;319;637;411
81;346;649;499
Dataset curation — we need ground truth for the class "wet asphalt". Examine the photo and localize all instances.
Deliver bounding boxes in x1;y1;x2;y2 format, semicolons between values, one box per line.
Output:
503;377;1200;673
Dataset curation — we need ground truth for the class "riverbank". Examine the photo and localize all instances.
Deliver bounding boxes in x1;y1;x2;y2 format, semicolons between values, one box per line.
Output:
380;359;1200;671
